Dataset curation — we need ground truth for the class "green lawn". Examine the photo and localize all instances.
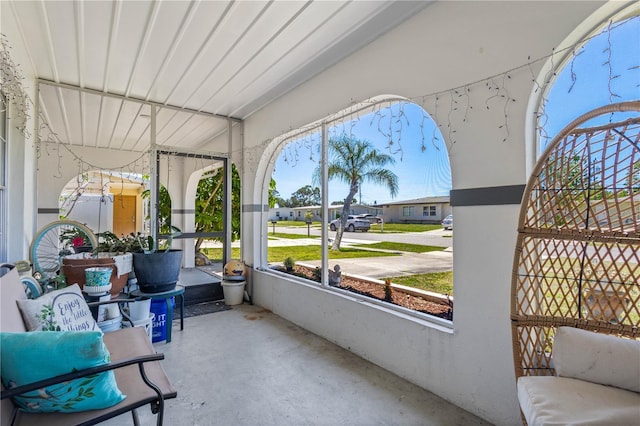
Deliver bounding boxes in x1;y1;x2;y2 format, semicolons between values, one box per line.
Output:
267;246;397;262
369;223;442;233
353;241;446;253
202;247;242;260
203;245;398;263
386;271;453;296
534;257;639;324
269;232;317;239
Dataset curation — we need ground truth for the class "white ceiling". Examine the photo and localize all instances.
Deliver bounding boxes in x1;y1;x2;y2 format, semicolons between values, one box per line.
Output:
5;0;430;153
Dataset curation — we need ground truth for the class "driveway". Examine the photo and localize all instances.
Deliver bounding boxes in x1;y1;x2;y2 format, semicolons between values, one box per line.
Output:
298;251;452;280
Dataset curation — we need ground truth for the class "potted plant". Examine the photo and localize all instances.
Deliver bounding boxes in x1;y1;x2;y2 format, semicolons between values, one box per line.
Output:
283;257;295;272
61;231;137;297
59;227;94;254
132;229;183;293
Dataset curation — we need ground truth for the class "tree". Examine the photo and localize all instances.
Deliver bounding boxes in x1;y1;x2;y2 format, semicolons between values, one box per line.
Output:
141;183;172;234
194;165;241;252
317;134;398;250
293;185;321;206
279;185;321;207
143;167;281;260
268;178;279;208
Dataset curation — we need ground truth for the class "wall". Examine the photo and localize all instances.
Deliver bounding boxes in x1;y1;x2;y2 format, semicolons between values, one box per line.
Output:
382;202;451;223
2;9;38;262
35;143;150;231
64;194;113;233
241;2;613;425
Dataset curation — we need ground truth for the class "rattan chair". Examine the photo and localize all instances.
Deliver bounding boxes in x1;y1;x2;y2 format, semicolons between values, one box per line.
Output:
511;101;640;422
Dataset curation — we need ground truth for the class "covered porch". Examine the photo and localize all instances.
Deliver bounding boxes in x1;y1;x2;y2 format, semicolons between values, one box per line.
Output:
2;1;637;425
104;304;488;425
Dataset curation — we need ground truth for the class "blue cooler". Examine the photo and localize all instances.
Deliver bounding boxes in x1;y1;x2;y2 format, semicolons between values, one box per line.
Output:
150;297;175;343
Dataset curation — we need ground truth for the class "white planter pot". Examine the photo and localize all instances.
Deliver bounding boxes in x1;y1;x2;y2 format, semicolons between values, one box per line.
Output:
221;280;246;305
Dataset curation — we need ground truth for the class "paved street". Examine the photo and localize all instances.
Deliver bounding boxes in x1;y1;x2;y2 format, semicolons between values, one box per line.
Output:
270;224;453;248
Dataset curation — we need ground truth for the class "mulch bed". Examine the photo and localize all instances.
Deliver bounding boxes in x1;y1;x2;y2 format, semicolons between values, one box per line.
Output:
281;265;453;320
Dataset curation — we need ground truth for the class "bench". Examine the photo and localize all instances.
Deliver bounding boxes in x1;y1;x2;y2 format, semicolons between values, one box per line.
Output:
1;267;177;426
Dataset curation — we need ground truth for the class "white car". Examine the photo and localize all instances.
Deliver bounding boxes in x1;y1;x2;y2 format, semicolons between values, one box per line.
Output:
355;214;382;224
442;214;453;230
329;215;371;232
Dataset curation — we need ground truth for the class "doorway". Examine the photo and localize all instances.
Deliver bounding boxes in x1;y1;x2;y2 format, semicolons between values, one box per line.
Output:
113;195;136;237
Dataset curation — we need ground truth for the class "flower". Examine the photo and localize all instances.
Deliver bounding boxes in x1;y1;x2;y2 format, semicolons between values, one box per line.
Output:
72;236;86;247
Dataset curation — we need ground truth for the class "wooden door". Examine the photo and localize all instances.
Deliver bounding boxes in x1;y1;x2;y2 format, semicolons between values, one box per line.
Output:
112;195;136;237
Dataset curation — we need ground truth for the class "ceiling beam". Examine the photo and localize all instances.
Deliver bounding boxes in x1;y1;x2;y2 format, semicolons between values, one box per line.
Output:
37;78;243;123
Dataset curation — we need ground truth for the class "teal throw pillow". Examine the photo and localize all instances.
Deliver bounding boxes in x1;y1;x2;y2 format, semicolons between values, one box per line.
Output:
0;331;126;412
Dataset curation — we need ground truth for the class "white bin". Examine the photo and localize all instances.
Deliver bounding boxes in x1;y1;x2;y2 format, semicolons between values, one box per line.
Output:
124;313;155;342
221;279;246;305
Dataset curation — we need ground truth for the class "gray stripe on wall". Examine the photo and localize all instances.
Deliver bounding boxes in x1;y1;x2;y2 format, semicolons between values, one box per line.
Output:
172;209;195;214
242;204;268;212
450;185;525;206
38;208;60;214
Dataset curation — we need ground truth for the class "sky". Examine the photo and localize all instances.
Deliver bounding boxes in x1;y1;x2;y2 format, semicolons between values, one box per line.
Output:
273;102;451;205
272;16;639;206
542;16;640;148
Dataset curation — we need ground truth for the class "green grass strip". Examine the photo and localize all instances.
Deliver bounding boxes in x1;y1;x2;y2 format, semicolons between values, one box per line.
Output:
268;232;317;239
267;221;315;227
267;246;397;262
202;245;397;263
369;223;442;233
354;242;446;253
201;247;242;260
386;272;453;296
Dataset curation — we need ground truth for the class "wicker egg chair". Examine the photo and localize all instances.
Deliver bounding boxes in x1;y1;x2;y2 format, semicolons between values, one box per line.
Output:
511;101;640;384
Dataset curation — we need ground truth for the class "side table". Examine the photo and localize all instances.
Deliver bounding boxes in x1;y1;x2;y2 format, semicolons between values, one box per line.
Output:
131;284;185;343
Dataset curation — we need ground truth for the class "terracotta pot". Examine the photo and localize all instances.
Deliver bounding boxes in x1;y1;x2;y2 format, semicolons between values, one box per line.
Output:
61;257;128;297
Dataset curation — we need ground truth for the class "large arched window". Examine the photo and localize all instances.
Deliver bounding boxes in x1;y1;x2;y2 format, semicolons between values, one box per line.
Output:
264;99;455;323
535;11;639;156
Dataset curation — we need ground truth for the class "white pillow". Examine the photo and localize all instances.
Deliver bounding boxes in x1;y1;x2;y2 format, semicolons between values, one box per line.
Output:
553;326;640;392
17;284;101;333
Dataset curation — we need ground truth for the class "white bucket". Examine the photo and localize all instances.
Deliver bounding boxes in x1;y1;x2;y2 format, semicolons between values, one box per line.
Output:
124;313;155;342
221;280;246;305
128;297;152;322
96;294;112;322
98;314;122;333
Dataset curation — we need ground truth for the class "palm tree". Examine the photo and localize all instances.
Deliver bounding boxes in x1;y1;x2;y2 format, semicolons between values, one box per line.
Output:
317;134;399;250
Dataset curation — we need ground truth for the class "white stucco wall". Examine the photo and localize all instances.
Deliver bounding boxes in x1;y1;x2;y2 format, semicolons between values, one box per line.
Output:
35;143;151;231
240;2;619;425
2;8;38;262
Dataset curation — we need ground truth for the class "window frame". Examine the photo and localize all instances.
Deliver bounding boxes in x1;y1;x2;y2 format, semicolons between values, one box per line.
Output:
262;98;454;328
0;94;7;263
423;205;436;217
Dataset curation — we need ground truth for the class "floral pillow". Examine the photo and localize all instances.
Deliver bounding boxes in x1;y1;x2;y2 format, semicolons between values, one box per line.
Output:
16;284;101;332
0;331;126;412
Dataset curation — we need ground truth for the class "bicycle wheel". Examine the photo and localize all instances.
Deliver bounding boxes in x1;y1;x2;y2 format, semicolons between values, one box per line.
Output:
21;275;42;299
30;220;98;281
0;263;42;299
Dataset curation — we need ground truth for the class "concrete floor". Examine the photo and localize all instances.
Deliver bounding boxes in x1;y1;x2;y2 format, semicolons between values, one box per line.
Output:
103;304;490;426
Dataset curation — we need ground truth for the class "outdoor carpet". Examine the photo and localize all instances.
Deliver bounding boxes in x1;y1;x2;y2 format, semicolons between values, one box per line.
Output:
180;301;231;318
